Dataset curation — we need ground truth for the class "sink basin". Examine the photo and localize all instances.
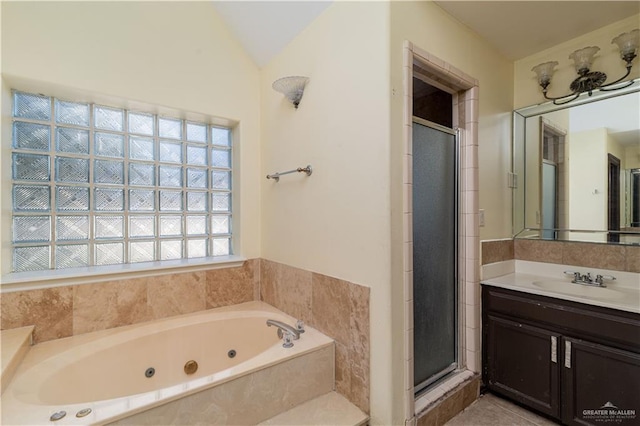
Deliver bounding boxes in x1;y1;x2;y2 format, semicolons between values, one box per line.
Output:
532;280;624;300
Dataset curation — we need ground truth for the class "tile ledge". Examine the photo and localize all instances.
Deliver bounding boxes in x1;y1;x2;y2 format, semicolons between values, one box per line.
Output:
258;391;368;426
415;370;476;415
0;255;246;293
1;326;34;394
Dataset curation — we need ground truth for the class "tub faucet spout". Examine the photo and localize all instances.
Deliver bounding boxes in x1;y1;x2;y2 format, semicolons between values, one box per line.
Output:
266;319;300;341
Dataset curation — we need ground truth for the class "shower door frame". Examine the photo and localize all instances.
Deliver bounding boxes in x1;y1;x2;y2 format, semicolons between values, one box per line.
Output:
412;116;461;396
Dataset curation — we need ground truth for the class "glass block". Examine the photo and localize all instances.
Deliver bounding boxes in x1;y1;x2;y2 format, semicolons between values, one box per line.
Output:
56;157;89;183
211;192;230;212
211;215;230;234
187;191;207;212
56;216;89;241
94;105;124;131
94;159;124;184
55;100;89;127
187;168;207;188
159;142;182;163
211;149;230;168
95;216;124;239
160;190;182;211
129;112;155;136
95;188;124;211
212;238;230;256
130;241;155;263
129;215;155;238
158;117;182;140
14;92;50;120
159;165;182;187
186;122;207;143
56;244;89;269
160;240;182;260
129;163;155;186
187;145;207;166
95;132;124;158
57;186;89;211
211;127;230;146
160;215;182;237
212;170;230;190
56;127;89;154
129;136;155;161
13;122;50;151
13;216;51;243
14;246;50;272
186;215;207;235
96;242;124;266
187;239;207;258
129;189;155;211
13;153;50;181
13;185;50;211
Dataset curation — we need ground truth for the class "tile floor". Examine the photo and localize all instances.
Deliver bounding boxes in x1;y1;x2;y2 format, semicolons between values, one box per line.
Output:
445;393;559;425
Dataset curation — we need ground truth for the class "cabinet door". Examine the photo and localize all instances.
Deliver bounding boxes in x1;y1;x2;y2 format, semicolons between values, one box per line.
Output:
563;337;640;426
485;315;561;419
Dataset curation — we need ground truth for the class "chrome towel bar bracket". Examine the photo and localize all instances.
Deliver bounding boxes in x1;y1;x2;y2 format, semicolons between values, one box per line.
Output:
266;165;312;182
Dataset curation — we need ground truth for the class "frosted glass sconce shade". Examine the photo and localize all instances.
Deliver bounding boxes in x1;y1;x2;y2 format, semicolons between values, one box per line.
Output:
612;29;640;61
569;46;600;74
531;61;559;86
272;76;309;109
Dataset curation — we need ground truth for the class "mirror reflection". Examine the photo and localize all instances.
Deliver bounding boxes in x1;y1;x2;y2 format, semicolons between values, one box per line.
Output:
514;87;640;245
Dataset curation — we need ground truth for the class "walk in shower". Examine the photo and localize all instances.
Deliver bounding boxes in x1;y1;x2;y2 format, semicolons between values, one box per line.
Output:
412;117;459;395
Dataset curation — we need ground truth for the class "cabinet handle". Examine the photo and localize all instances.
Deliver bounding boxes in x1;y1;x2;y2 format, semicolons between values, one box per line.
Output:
565;341;571;368
551;336;557;363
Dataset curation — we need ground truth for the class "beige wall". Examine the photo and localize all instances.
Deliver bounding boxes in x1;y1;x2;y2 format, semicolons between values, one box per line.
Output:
514;14;640;109
0;2;262;274
390;2;513;423
260;2;391;423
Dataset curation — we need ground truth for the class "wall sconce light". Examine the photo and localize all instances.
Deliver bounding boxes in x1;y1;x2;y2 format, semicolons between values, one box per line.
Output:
272;76;309;109
532;29;639;105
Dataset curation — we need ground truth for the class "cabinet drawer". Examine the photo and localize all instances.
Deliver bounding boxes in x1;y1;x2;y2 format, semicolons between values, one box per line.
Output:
483;286;640;351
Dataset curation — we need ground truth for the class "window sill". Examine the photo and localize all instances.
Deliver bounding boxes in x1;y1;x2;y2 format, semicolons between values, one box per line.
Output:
0;255;246;293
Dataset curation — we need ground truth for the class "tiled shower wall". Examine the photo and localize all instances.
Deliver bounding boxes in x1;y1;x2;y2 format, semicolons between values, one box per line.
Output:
481;238;640;272
0;259;370;413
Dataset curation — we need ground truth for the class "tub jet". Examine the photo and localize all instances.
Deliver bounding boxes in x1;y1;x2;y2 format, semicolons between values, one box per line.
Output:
145;367;155;378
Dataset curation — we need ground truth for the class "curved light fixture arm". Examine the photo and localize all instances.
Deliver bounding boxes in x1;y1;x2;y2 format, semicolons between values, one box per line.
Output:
532;29;639;105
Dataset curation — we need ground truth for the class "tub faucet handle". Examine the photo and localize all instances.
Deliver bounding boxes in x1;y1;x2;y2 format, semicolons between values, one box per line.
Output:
296;319;305;334
282;332;294;348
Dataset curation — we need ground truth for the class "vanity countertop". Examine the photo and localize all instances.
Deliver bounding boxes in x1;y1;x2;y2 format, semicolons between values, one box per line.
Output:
481;261;640;314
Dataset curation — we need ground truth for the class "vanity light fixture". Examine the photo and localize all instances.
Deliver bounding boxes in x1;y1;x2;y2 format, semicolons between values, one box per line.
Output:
532;29;639;105
272;76;309;109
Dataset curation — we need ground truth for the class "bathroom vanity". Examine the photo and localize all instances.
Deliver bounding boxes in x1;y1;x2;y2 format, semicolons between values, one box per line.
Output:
481;264;640;425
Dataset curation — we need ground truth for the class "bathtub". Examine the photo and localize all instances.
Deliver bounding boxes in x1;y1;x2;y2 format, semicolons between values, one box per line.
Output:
1;301;334;425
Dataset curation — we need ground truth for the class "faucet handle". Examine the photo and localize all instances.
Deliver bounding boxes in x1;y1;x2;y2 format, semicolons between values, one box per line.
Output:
282;332;294;348
295;319;305;334
564;271;581;282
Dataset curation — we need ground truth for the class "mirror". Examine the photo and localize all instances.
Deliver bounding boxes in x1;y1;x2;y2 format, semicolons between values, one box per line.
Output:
513;82;640;245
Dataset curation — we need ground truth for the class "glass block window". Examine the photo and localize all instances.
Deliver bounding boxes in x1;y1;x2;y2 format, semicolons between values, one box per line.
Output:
11;91;232;272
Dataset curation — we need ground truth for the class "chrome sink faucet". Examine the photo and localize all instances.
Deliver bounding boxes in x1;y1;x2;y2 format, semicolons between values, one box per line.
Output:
564;271;616;287
266;319;300;348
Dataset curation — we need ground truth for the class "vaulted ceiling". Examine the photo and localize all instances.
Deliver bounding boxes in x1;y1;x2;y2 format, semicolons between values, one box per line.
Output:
212;1;639;68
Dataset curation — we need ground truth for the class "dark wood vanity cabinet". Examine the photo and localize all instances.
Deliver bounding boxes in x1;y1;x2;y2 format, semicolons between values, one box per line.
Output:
482;285;640;426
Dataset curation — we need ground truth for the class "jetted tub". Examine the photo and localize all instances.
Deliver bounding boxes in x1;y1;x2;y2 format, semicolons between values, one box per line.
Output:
1;301;335;425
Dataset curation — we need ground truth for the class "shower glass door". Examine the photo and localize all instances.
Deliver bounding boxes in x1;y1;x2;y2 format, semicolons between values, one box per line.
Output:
412;118;458;394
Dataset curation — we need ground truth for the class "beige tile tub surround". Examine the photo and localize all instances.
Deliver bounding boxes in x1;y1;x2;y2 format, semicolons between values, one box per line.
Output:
514;239;640;273
107;344;335;426
260;259;370;414
1;259;260;343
